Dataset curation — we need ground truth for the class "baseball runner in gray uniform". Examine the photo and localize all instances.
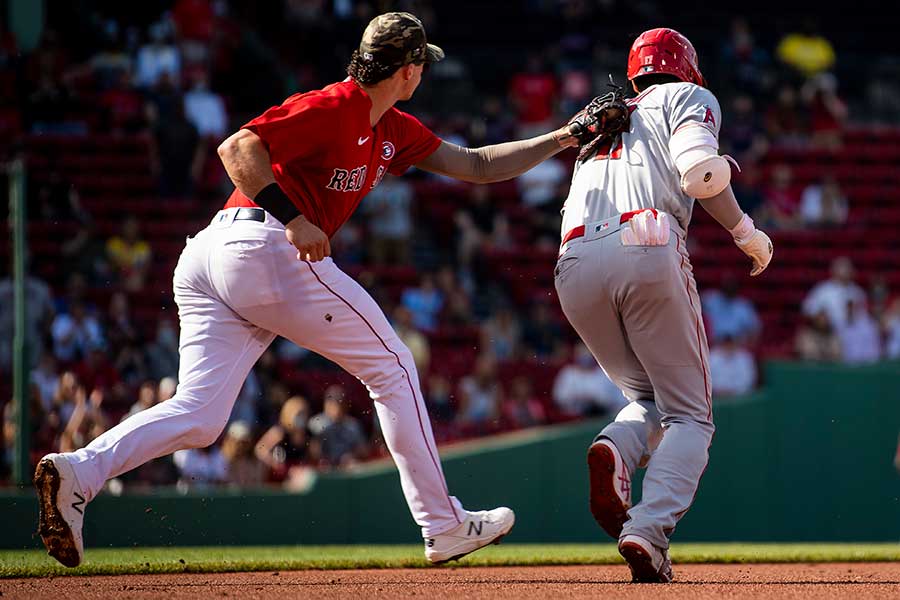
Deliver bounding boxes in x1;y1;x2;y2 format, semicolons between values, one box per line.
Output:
555;28;773;582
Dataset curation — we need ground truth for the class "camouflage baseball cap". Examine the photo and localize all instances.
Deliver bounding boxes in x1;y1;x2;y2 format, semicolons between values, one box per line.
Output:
359;12;444;69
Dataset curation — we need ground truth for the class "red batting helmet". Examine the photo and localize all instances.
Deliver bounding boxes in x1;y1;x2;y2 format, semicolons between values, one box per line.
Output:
627;28;704;87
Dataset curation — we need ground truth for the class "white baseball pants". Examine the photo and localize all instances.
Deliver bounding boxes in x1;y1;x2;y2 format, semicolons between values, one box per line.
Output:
67;208;465;536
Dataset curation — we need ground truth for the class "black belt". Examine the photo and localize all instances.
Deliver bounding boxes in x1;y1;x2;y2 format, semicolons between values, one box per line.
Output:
234;207;266;222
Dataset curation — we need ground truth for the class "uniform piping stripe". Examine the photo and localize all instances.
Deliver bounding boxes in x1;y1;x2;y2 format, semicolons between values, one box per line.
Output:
303;260;461;525
675;236;712;419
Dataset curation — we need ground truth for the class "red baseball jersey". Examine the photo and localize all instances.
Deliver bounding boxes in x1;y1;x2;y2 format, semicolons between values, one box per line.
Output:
224;79;442;237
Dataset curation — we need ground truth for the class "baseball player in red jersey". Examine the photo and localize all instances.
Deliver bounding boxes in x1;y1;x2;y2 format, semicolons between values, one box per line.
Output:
34;12;580;568
555;29;773;582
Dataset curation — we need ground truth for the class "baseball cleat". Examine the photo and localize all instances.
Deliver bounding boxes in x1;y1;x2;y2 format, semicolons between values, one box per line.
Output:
618;534;673;583
34;453;86;568
424;507;515;564
587;437;631;538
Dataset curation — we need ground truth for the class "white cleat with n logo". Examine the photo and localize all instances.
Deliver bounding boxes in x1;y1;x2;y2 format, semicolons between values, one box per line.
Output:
424;507;515;564
34;453;87;568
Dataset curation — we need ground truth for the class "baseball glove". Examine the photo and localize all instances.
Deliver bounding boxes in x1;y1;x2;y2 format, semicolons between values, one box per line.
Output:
567;77;631;161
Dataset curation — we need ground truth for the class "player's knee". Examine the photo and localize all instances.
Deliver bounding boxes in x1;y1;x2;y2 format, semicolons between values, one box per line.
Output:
184;419;226;448
366;348;418;398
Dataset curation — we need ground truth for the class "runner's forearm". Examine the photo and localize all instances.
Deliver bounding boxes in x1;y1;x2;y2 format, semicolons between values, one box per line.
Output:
696;185;744;230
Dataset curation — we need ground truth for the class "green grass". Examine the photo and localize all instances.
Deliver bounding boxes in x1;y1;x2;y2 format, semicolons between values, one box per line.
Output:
2;543;899;579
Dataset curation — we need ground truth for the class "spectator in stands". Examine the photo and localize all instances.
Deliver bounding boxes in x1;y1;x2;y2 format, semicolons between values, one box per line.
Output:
802;256;866;329
26;74;85;135
502;376;546;430
799;175;848;227
552;342;626;417
722;94;769;163
59;387;110;453
795;310;842;361
123;380;158;421
150;101;205;198
173;444;228;491
183;67;227;140
480;305;521;361
719;17;772;97
99;70;145;134
516;156;566;210
256;395;313;484
802;72;847;150
457;353;502;432
31;352;60;411
709;335;758;397
51;302;105;363
158;376;177;402
221;420;265;488
401;273;443;332
701;274;761;344
106;217;152;292
135;21;181;89
32;170;89;224
62;222;113;287
0;264;55;371
509;53;558;138
78;343;121;395
392;305;430;375
105;291;139;353
877;293;900;357
362;175;413;266
146;316;180;380
425;374;455;425
3;385;60;479
776;19;836;80
471;95;515;146
522;300;564;360
309;385;368;469
731;163;766;220
765;84;806;148
758;163;801;229
454;185;499;271
837;299;882;365
51;371;82;424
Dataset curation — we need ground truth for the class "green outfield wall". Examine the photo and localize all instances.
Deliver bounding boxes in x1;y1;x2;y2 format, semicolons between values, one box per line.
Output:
3;361;900;548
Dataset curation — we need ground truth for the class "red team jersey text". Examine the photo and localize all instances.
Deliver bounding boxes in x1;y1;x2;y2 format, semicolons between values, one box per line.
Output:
224;80;441;237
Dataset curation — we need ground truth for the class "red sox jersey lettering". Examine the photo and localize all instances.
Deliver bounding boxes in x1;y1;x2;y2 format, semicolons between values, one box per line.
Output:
223;80;440;237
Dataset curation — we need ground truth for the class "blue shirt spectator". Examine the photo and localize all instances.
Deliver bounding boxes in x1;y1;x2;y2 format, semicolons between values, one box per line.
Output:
401;274;443;332
701;277;761;344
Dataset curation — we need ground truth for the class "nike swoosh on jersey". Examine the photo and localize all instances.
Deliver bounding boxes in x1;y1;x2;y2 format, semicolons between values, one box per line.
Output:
358;136;369;145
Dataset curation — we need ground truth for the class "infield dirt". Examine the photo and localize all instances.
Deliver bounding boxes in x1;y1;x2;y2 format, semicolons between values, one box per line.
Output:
3;563;899;599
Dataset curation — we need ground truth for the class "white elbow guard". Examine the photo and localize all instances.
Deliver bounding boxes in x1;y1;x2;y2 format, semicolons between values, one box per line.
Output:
669;125;739;199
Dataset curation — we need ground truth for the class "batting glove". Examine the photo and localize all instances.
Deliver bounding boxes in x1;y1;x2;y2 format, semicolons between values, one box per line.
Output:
730;213;773;276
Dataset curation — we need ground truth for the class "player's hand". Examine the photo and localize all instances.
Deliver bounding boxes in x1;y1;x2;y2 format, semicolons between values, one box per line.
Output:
734;228;773;276
553;125;580;149
285;215;331;262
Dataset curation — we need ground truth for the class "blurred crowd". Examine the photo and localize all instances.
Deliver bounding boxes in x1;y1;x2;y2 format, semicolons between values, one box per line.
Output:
2;1;899;489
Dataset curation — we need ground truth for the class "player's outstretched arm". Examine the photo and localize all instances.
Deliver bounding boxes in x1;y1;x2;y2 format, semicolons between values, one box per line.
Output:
415;126;578;184
217;129;330;261
697;186;773;277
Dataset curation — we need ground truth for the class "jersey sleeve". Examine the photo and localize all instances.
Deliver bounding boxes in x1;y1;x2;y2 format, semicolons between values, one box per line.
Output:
241;94;331;164
387;109;442;175
667;85;723;141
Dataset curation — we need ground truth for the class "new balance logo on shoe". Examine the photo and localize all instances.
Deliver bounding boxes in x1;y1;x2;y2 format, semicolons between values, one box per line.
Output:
71;492;85;515
467;521;483;536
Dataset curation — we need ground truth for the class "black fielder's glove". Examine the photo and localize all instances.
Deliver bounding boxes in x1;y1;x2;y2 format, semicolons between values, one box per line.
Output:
566;76;631;161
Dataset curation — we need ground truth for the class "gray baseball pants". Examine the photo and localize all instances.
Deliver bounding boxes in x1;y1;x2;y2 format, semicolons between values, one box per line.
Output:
554;213;714;550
